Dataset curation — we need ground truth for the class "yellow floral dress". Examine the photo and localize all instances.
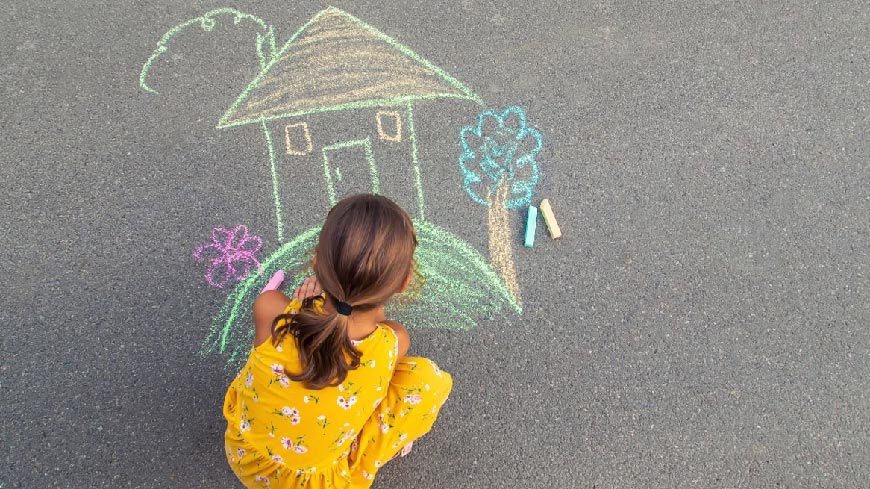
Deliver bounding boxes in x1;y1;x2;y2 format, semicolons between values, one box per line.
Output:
223;299;453;489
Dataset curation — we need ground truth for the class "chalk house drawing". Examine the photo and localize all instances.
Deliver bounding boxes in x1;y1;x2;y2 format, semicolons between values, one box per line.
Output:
140;7;540;369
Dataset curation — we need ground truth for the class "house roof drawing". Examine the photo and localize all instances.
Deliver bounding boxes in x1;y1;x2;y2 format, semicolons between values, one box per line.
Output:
218;7;482;129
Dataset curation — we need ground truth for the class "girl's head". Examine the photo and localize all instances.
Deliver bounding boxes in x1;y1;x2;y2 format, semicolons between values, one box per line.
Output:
273;194;418;389
313;193;418;310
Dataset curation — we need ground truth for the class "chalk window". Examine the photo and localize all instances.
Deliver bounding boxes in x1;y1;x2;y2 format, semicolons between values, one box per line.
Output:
285;122;313;155
376;111;402;142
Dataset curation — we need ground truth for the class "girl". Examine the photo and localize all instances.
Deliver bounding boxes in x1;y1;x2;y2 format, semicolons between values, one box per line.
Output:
223;194;453;489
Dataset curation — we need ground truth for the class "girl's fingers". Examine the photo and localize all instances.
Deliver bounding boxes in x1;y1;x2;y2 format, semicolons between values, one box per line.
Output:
293;276;321;301
303;277;315;298
294;278;309;301
292;284;302;302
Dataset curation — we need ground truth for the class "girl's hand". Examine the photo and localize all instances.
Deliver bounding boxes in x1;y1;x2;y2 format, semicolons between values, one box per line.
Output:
292;276;322;302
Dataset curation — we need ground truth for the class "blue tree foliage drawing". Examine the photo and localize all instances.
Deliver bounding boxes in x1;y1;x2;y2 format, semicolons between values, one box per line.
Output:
459;106;543;209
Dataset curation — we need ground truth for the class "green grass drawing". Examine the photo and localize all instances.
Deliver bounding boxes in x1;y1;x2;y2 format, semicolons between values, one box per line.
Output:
202;220;521;370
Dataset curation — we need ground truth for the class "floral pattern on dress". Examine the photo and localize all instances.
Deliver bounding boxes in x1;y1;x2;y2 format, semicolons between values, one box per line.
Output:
223;307;452;489
303;395;319;404
271;406;301;425
336;381;362;410
269;364;291;388
280;436;308;454
336;395;358;410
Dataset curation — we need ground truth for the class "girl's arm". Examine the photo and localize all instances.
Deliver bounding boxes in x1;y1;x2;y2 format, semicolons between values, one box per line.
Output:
253;276;322;347
253;290;292;347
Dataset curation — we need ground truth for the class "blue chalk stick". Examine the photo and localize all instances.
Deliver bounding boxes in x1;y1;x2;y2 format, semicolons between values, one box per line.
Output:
524;205;538;248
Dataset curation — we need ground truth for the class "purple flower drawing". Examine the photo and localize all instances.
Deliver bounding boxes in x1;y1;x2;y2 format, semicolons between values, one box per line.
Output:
193;225;263;288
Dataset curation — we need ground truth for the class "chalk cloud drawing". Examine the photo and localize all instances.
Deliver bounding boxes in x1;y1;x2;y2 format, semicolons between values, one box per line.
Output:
459;106;543;303
141;7;540;369
193;225;264;288
140;8;277;93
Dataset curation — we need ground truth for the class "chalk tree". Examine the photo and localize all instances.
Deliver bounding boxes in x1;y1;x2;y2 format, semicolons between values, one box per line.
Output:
458;106;542;304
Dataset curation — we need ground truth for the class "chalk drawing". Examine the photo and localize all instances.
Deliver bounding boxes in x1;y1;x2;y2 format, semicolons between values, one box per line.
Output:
215;8;482;129
459;106;542;208
321;138;379;206
213;7;481;232
376;110;403;142
193;225;263;288
143;6;482;239
284;122;313;155
141;7;542;368
406;103;425;221
139;8;275;94
486;180;521;302
458;106;543;303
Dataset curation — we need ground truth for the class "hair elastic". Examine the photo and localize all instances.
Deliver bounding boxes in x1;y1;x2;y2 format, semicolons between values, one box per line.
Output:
335;301;353;316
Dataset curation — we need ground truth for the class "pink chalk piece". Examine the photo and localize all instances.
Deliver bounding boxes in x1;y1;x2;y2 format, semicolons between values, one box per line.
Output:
261;270;285;293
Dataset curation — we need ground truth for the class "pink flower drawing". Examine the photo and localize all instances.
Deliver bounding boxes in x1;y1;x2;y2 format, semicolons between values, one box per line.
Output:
193;225;263;288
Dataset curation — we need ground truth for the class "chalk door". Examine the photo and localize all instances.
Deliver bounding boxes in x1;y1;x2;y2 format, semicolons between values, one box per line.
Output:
321;138;380;206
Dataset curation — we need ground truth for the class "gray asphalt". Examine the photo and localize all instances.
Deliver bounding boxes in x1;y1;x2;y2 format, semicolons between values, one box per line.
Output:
2;1;868;488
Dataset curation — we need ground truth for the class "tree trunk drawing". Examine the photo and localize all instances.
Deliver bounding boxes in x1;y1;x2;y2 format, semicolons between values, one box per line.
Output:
487;179;521;304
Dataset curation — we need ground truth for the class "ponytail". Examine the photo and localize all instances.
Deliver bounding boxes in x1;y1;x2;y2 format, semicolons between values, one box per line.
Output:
271;296;361;390
271;194;416;389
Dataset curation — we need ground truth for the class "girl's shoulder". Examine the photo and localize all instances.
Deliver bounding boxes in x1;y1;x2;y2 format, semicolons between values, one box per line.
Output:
381;319;411;357
349;322;398;356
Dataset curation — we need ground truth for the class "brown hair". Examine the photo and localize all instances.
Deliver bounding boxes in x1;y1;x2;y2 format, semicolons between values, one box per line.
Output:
271;194;418;389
